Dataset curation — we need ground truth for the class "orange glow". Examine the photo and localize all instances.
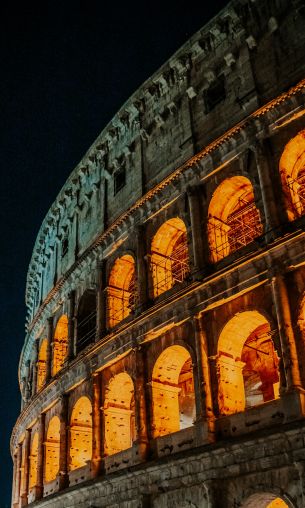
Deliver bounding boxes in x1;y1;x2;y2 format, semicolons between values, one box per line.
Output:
267;500;288;508
217;311;280;415
279;130;305;220
69;396;92;471
52;315;68;375
150;218;190;298
37;339;47;391
29;432;38;489
104;372;135;455
44;416;60;482
107;255;136;328
208;176;263;262
152;345;195;437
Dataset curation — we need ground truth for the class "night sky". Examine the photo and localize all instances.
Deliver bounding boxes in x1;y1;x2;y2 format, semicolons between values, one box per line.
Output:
1;1;228;504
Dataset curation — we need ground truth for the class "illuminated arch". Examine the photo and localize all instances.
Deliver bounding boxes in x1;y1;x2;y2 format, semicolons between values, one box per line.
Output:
242;493;289;508
151;345;195;437
279;129;305;220
29;432;38;489
76;290;96;353
37;339;47;391
44;416;60;482
207;176;263;262
107;255;136;328
104;372;135;455
52;315;68;375
217;311;280;415
150;218;190;298
69;396;92;471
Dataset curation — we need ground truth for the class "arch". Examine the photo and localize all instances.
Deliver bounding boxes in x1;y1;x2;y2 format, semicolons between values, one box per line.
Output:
207;176;263;262
44;416;60;482
69;396;92;471
151;345;195;437
279;130;305;220
37;339;47;391
104;372;135;455
107;254;136;328
29;431;38;489
52;314;68;375
217;311;280;415
76;290;96;353
242;493;290;508
150;217;190;297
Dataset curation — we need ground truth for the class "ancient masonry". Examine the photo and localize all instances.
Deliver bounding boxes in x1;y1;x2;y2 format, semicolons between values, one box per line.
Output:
10;1;305;507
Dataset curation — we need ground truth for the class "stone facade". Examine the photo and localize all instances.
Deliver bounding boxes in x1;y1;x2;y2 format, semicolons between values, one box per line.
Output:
11;0;305;506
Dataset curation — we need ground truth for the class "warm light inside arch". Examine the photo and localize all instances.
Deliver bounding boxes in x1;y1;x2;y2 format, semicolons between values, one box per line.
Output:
150;217;190;298
107;255;136;328
104;372;135;455
69;396;92;471
44;416;60;482
217;311;280;415
208;176;263;262
29;432;38;489
242;492;289;508
52;315;68;376
279;129;305;220
152;345;195;437
37;339;47;391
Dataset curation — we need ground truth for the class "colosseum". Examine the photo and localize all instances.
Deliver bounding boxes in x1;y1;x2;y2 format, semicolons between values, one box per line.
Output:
10;1;305;507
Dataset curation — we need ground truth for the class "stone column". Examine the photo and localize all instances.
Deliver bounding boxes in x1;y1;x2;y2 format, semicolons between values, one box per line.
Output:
14;443;23;508
35;413;45;500
45;317;53;383
67;290;76;360
31;341;39;398
194;316;215;438
271;274;302;390
24;361;31;403
20;429;31;507
135;225;149;312
96;262;107;342
92;373;102;476
133;347;149;460
12;451;18;508
58;394;69;489
187;186;206;274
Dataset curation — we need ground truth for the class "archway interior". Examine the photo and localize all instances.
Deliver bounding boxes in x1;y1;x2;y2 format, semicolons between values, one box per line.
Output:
279;129;305;219
242;493;289;508
69;396;92;471
52;315;68;375
37;339;47;391
217;311;280;415
76;290;96;353
107;255;136;328
29;432;38;489
208;176;262;262
150;218;190;298
45;416;60;482
104;372;135;455
152;345;195;437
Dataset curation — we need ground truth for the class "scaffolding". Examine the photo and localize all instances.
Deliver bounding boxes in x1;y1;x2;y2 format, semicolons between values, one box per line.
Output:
209;198;263;261
107;276;136;327
287;170;305;216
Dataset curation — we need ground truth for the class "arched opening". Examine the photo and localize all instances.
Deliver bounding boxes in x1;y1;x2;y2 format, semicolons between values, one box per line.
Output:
69;396;92;471
37;339;47;391
76;290;96;354
150;218;190;298
151;345;195;437
242;493;289;508
44;416;60;482
29;432;38;489
217;311;280;415
107;255;136;328
208;176;263;262
52;315;68;375
279;129;305;220
104;372;135;455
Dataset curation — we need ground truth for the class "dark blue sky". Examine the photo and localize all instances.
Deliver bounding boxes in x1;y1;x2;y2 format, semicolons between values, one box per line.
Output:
0;1;228;504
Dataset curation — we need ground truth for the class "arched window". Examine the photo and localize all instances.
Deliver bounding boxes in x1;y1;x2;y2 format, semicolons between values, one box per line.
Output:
37;339;47;391
217;311;280;416
69;396;92;471
208;176;263;262
279;129;305;220
44;416;60;482
150;218;190;298
107;255;136;328
242;493;289;508
52;315;68;375
104;372;135;455
76;290;96;354
151;345;195;437
29;432;38;489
